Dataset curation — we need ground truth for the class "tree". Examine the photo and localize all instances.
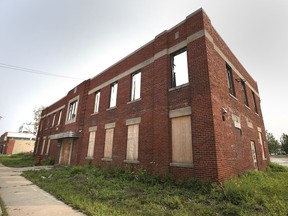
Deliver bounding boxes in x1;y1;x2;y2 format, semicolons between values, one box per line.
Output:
280;133;288;154
266;131;280;155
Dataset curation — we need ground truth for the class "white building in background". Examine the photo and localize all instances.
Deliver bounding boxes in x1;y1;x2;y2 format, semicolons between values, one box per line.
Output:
0;132;35;154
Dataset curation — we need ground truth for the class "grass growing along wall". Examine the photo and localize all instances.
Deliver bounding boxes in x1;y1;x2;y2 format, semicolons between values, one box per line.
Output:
22;163;288;216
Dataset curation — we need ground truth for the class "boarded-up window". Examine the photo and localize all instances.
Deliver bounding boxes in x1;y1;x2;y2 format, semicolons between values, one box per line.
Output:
258;128;266;159
45;139;51;155
41;137;46;155
104;128;114;158
171;116;192;164
87;131;96;158
126;124;139;161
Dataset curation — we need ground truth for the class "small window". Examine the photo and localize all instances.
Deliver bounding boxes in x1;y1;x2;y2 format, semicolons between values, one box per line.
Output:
67;99;78;122
126;124;139;161
57;110;62;125
109;83;118;108
131;72;141;101
252;91;258;114
94;91;101;113
45;139;51;155
258;129;266;159
241;80;249;106
171;48;189;87
87;131;96;158
51;113;56;127
226;64;236;97
41;137;46;155
46;116;50;128
104;128;114;159
171;116;192;164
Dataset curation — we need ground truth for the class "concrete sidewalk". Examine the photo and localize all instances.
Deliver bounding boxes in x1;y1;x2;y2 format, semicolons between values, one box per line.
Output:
0;164;85;216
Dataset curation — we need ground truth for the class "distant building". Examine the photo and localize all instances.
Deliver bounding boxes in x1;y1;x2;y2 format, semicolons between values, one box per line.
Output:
0;132;35;154
35;9;269;182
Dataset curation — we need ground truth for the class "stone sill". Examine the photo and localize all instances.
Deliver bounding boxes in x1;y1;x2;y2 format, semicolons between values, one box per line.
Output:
170;163;194;168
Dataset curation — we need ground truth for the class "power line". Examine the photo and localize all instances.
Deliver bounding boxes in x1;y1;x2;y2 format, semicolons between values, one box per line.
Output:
0;62;85;80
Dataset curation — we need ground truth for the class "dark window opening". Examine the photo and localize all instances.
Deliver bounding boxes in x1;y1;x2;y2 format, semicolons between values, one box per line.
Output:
241;80;249;106
226;64;236;97
251;91;258;114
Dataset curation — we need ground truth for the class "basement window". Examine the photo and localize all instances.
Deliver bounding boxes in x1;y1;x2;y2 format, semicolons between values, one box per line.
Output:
226;64;236;97
109;83;118;108
171;48;189;87
131;71;141;101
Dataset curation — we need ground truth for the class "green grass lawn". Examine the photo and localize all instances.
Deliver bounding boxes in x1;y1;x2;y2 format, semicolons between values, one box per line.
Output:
0;153;54;167
22;163;288;216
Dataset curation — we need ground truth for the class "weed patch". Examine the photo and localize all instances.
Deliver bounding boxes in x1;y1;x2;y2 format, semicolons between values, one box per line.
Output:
22;163;288;215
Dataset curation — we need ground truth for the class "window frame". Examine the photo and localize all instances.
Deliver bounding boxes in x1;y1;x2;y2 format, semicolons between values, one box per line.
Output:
251;91;259;114
94;91;101;113
65;96;79;124
109;82;118;108
171;48;189;88
130;71;141;101
241;80;249;107
226;64;236;97
87;127;97;159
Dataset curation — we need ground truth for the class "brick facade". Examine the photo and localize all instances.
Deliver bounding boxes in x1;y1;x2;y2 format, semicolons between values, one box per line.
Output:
35;9;269;182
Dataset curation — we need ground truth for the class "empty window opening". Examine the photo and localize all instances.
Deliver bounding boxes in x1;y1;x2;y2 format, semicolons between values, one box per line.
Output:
131;72;141;101
241;80;249;106
94;91;101;113
171;49;189;87
252;91;258;114
67;100;78;121
226;64;236;96
109;83;118;108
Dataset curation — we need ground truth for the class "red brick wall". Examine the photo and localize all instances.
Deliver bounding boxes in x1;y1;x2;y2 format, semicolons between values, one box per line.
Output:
35;9;268;182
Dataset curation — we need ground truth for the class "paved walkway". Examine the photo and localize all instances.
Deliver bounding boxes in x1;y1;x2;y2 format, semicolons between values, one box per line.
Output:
0;164;85;216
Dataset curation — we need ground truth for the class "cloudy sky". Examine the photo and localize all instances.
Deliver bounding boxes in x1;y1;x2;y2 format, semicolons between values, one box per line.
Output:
0;0;287;140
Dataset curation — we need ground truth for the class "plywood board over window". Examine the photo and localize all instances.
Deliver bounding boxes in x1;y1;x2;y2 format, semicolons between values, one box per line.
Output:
171;115;193;166
87;131;96;158
104;128;114;159
126;124;139;161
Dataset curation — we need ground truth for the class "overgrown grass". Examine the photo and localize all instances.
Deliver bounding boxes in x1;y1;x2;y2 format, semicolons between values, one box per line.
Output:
22;163;288;216
0;153;54;167
0;196;8;216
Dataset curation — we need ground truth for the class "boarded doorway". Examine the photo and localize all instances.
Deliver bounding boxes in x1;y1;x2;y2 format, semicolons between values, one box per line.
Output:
250;140;258;170
59;138;72;165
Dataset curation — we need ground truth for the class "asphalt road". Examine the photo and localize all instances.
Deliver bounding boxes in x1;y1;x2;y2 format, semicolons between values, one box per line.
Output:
270;156;288;167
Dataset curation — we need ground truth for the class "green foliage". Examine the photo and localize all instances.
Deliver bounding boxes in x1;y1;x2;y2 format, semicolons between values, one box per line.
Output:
0;153;54;167
280;133;288;154
22;164;288;216
266;131;280;154
0;196;8;216
0;153;36;167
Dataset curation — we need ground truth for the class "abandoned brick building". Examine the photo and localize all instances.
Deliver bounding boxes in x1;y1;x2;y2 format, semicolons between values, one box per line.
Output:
35;9;269;181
